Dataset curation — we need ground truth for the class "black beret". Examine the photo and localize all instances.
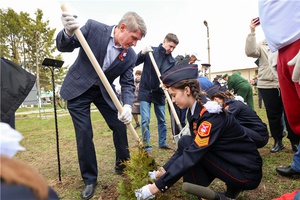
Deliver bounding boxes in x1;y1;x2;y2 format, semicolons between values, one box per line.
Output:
205;85;221;98
161;64;198;87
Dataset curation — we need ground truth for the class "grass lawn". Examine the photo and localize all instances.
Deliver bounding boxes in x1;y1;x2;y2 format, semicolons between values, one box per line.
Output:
13;96;299;199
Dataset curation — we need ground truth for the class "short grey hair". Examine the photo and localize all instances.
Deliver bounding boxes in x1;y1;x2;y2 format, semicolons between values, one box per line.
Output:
118;11;147;38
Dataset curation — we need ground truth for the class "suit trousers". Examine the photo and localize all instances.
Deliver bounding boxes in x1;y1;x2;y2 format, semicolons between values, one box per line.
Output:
67;86;130;185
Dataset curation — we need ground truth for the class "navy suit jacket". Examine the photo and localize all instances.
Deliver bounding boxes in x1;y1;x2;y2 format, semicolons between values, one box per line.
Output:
56;19;136;110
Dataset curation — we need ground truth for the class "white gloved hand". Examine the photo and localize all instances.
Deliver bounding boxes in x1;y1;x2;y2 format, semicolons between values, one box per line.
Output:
135;184;155;200
288;50;300;84
141;46;153;55
148;171;156;180
61;12;80;37
118;104;132;124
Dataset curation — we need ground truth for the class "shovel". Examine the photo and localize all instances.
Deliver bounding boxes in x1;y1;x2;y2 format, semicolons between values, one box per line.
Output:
147;52;183;132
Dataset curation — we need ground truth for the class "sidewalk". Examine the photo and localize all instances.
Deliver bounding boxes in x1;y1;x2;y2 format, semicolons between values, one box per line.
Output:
16;106;98;118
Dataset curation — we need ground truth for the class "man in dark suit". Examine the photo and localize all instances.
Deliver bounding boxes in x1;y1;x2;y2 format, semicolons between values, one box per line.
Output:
56;11;147;199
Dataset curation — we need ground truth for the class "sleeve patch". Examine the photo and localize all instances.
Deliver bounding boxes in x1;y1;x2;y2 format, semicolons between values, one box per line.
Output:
195;134;210;147
197;121;212;137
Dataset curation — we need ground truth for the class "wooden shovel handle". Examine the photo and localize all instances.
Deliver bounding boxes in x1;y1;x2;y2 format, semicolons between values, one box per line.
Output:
148;52;183;131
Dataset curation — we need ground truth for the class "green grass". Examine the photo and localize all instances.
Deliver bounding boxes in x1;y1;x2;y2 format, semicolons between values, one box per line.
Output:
13;97;299;199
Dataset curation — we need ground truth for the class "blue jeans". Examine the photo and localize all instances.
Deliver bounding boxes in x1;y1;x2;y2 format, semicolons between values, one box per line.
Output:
140;101;167;150
291;143;300;172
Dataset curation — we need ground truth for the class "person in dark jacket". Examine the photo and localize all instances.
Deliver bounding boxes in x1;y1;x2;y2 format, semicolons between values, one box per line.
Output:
175;53;199;66
205;85;269;148
135;64;262;200
212;74;227;92
135;33;179;153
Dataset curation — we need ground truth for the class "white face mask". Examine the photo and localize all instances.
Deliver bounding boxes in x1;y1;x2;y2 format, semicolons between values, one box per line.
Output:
0;122;25;158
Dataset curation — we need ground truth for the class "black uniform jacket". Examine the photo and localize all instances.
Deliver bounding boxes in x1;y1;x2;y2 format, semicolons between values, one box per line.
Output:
225;99;268;133
155;102;262;192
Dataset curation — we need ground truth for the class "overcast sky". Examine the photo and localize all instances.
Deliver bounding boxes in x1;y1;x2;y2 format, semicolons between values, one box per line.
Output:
2;0;265;73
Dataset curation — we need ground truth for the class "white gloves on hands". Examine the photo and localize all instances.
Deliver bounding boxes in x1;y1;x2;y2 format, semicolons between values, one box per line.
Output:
118;104;132;124
141;46;153;55
288;50;300;84
135;184;155;200
61;12;80;37
148;171;156;180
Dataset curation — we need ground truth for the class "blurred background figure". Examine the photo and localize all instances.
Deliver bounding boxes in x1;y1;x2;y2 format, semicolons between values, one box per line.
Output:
197;75;213;90
212;74;227;92
222;72;254;110
175;52;200;65
132;70;142;129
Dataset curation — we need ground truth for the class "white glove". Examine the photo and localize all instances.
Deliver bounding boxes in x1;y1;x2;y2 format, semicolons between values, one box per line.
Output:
173;123;191;145
288;50;300;84
118;104;132;124
61;12;80;37
141;46;153;55
148;171;156;180
135;184;155;200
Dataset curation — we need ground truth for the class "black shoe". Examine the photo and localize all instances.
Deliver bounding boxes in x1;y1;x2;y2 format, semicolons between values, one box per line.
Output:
81;183;96;200
134;122;140;129
276;166;300;179
270;140;284;153
291;141;299;152
159;145;176;151
114;165;125;175
225;188;242;199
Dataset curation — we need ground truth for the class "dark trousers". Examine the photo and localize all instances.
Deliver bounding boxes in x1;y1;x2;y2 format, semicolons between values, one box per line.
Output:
67;86;129;185
178;137;261;191
242;126;269;148
258;90;263;108
258;88;284;140
284;111;300;144
259;88;300;143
